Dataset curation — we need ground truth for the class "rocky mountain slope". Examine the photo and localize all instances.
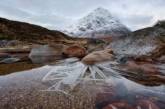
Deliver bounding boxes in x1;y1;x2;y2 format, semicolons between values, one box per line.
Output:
63;7;130;38
0;17;107;51
109;20;165;57
0;17;75;44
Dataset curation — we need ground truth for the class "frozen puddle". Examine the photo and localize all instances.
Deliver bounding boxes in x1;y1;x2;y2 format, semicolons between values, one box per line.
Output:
0;58;165;95
0;58;164;109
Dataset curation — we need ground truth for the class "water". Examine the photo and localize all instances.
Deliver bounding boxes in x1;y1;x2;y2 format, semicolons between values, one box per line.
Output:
0;59;164;109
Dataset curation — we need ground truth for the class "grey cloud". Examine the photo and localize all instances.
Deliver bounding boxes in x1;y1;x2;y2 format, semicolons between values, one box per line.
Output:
0;3;31;20
117;14;154;30
0;0;165;30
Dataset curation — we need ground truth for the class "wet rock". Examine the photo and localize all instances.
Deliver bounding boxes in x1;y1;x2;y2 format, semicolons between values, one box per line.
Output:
82;49;114;65
157;55;165;63
136;99;160;109
0;40;8;47
63;45;86;58
116;59;165;85
0;53;11;60
103;101;133;109
19;56;31;62
125;61;160;75
95;86;115;109
0;48;30;54
29;45;62;64
6;40;21;46
117;55;132;64
134;56;154;63
0;57;20;64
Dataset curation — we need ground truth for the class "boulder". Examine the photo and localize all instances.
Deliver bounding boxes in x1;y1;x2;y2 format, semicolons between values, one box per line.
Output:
0;57;20;64
29;45;62;64
157;55;165;63
0;40;8;47
125;61;160;75
82;49;114;65
136;99;159;109
103;101;133;109
6;40;21;46
0;53;11;60
63;45;86;58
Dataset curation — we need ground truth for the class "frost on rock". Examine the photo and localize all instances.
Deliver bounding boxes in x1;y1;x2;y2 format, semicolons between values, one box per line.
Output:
109;37;157;56
42;58;120;94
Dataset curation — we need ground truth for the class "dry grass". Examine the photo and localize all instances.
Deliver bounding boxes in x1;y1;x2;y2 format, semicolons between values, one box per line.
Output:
0;62;41;75
0;84;98;109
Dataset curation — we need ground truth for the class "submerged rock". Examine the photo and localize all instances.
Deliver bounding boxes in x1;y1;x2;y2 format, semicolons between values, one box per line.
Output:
103;99;160;109
6;40;21;46
158;56;165;63
82;49;114;65
29;45;62;64
63;45;86;58
103;101;133;109
0;57;20;64
0;40;9;47
136;99;160;109
0;53;11;60
0;58;164;109
125;61;159;75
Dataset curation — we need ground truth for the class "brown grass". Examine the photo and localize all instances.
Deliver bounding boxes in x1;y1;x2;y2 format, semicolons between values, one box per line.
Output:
0;62;41;75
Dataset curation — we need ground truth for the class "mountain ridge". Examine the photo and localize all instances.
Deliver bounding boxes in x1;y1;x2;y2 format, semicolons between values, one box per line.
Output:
63;7;131;38
109;20;165;56
0;17;73;44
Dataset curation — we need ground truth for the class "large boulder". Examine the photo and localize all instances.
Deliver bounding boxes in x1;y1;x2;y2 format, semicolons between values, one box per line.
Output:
81;49;114;65
63;45;86;58
29;45;63;64
6;40;21;46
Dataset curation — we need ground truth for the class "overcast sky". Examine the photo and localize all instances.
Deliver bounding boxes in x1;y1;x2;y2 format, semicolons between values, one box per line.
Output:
0;0;165;30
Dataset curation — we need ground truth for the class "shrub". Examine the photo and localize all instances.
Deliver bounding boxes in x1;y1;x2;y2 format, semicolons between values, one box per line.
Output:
0;34;12;40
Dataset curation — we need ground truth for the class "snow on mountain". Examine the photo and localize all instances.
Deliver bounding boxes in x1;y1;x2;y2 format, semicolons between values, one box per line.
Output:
63;7;131;38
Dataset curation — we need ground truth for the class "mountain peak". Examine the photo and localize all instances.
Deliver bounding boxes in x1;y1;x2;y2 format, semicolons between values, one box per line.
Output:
93;7;110;13
63;7;130;38
86;7;113;19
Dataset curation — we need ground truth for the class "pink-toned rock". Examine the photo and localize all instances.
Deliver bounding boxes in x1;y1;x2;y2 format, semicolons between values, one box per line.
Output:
0;53;11;59
82;49;114;65
136;99;160;109
126;61;160;75
103;101;134;109
63;45;86;58
158;55;165;63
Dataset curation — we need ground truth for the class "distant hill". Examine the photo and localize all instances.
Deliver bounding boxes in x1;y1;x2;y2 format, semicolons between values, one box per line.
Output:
0;17;73;44
0;17;105;51
109;20;165;56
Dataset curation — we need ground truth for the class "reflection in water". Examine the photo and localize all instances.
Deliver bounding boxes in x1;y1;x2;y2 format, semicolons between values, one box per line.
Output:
0;58;164;109
96;77;165;109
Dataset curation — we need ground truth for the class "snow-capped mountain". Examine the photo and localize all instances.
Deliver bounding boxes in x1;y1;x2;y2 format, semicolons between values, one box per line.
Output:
63;7;131;38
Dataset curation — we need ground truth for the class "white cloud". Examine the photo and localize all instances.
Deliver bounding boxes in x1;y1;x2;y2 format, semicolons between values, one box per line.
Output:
0;0;165;30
